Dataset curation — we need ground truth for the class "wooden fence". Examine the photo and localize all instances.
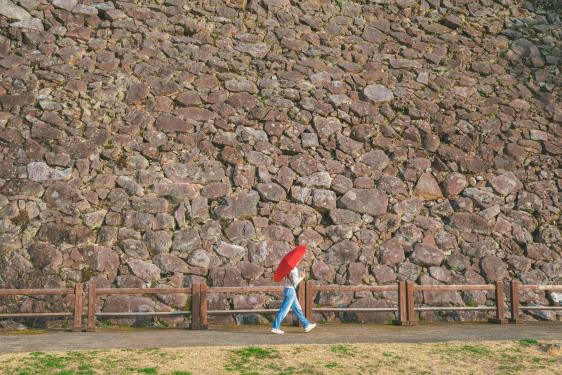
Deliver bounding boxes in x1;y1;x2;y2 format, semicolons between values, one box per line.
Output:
0;281;560;331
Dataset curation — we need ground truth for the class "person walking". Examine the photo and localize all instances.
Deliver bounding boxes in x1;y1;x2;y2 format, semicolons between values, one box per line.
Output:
271;245;316;334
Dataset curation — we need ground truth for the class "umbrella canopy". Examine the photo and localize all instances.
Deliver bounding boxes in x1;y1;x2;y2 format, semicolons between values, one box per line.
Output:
273;245;306;282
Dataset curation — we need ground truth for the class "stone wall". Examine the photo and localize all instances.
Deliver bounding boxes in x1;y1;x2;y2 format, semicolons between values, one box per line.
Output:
0;0;561;326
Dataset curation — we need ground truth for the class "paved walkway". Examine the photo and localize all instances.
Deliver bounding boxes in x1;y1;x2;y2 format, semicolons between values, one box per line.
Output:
1;322;560;353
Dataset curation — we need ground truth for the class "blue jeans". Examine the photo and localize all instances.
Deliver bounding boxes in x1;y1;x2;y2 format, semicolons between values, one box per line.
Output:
272;287;311;329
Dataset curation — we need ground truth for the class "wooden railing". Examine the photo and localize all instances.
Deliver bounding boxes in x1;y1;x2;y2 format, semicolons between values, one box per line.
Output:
0;281;560;331
0;283;83;332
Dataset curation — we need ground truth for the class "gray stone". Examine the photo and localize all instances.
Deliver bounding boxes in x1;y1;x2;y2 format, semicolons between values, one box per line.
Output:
371;264;396;284
131;196;168;213
489;172;523;196
443;173;468;197
144;230;173;254
224;220;255;242
480;256;509;282
364;84;394;103
379;237;405;265
329;209;362;225
0;0;31;20
187;249;211;269
235;42;270;58
128;259;161;283
122;239;150;259
117;176;143;196
10;17;43;31
53;0;77;11
312;259;335;283
27;162;71;182
462;188;503;209
340;189;388;216
312;189;337;211
325;240;360;265
256;182;286;202
449;213;491;234
410;243;444;267
360;150;389;170
153;253;189;274
171;229;201;255
248;240;290;268
214;241;246;262
214;191;260;219
297;172;332;188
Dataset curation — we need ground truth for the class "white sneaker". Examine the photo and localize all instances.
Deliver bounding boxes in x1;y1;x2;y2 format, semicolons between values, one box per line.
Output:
304;323;317;332
271;328;285;334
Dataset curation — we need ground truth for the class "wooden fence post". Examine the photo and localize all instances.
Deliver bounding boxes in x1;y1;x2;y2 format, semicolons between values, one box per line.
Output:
305;281;313;322
489;281;507;324
393;281;409;325
72;283;83;332
191;283;201;330
406;281;417;325
200;283;208;329
509;280;520;324
87;283;96;332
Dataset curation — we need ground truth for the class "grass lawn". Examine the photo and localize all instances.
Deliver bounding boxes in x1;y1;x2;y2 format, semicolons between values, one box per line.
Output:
0;339;560;375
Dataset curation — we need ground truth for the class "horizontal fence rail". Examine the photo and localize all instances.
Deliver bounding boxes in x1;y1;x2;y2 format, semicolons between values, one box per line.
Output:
0;281;560;331
0;284;83;331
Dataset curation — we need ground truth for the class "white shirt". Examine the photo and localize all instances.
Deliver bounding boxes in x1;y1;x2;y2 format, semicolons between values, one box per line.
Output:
285;268;304;289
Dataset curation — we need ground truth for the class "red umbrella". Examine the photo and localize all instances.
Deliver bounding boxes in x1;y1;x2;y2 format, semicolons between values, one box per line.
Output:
274;245;306;282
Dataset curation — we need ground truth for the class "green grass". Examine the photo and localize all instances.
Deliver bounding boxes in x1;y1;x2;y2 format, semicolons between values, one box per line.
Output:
519;338;539;347
225;346;280;374
139;368;158;374
330;344;356;357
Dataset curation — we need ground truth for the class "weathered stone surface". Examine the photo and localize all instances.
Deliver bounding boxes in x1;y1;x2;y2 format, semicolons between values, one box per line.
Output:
153;253;189;274
312;189;337;211
443;173;468;197
414;173;443;200
329;209;361;225
187;249;211;269
171;229;201;256
27;162;71;182
480;256;509;282
379;238;405;265
410;243;445;267
214;241;246;262
359;150;389;170
312;259;335;283
364;85;394;103
489;172;524;196
325;240;360;265
121;239;149;259
248;240;289;268
449;213;491;234
128;259;161;283
0;0;31;20
1;0;561;323
224;220;255;242
28;242;62;272
256;182;286;202
144;230;173;254
80;245;120;280
340;189;388;216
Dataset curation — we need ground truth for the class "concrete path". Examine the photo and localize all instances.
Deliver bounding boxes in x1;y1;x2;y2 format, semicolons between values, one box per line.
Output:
1;322;561;353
